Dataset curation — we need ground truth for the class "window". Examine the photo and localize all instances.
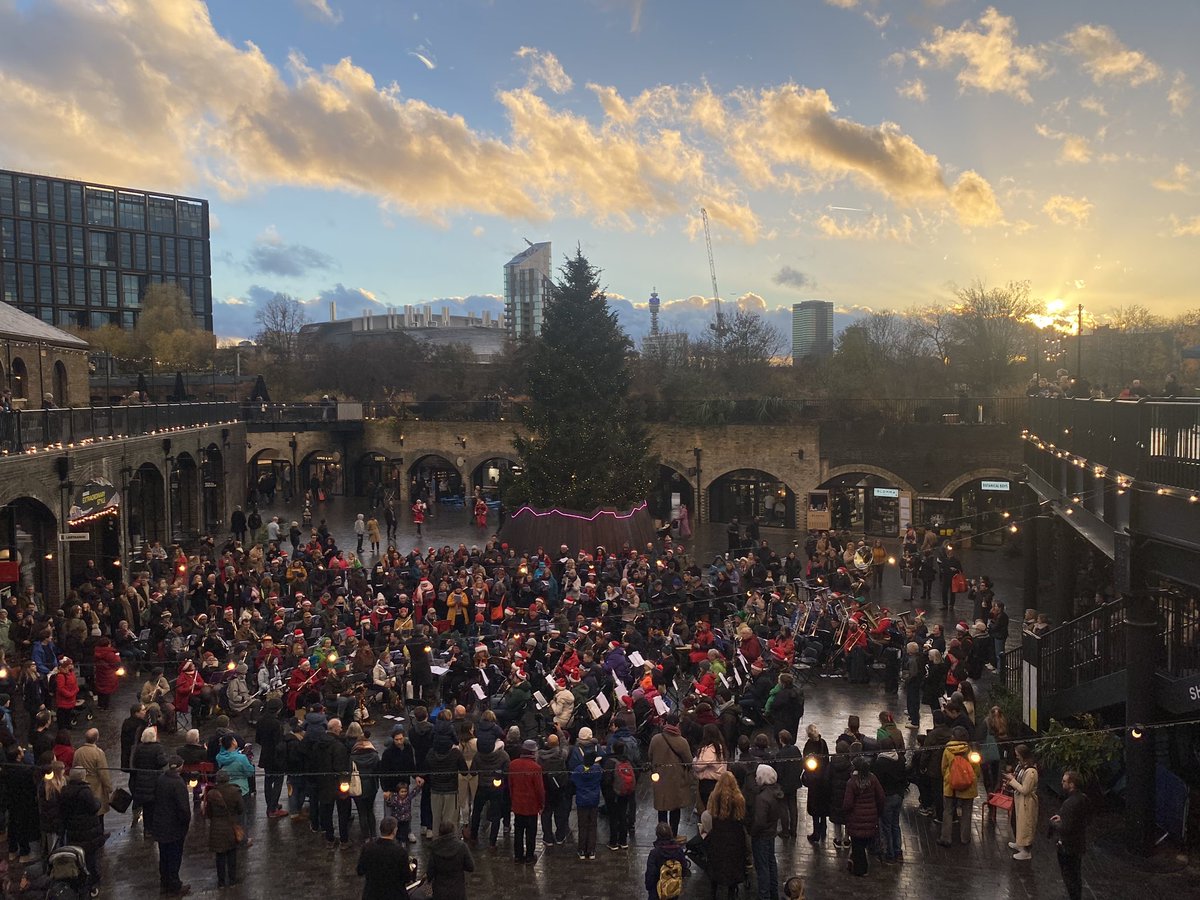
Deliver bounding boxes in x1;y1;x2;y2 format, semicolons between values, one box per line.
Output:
55;266;69;303
88;268;102;305
19;264;35;302
118;192;145;230
0;219;13;259
34;180;49;218
104;270;118;307
90;311;117;328
164;236;176;272
1;263;15;304
58;309;87;330
70;226;85;265
180;276;191;304
0;174;12;215
53;225;68;263
15;177;32;216
68;185;83;223
121;310;137;328
10;357;27;399
148;196;175;233
84;187;115;226
35;223;50;262
178;239;190;274
195;280;210;315
71;267;85;305
88;230;115;267
149;235;162;270
191;241;205;276
38;308;54;324
17;221;33;260
118;233;131;268
51;182;67;220
177;199;204;237
37;265;52;303
122;273;143;307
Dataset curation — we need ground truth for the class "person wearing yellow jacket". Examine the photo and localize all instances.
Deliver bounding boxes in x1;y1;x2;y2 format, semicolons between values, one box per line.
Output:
938;726;981;847
446;588;470;633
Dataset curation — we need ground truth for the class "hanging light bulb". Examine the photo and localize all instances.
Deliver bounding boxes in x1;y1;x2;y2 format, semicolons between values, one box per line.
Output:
968;750;982;765
650;772;661;783
804;756;819;772
339;780;351;794
493;777;503;788
116;666;126;677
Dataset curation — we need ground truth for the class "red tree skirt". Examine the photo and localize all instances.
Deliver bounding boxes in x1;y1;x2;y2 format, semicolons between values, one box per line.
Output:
497;501;657;555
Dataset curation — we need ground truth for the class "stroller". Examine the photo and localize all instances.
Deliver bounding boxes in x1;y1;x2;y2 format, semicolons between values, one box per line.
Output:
45;845;89;899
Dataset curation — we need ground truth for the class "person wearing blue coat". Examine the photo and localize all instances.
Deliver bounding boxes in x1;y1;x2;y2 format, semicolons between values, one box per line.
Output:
570;754;604;860
215;733;256;803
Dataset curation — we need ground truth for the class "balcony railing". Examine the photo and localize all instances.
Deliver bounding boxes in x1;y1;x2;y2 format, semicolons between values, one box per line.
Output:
1027;397;1200;491
0;402;239;453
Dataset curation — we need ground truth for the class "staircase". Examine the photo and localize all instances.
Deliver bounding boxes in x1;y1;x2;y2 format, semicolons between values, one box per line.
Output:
1007;593;1200;728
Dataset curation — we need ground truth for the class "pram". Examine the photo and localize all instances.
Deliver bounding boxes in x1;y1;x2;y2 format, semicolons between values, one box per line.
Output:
45;845;89;900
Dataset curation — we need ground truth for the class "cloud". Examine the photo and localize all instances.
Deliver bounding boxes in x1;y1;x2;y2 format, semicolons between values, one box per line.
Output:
718;85;1002;227
1168;72;1193;116
1042;194;1094;227
1036;125;1092;164
409;51;436;71
516;47;573;94
1153;163;1199;194
816;213;915;242
823;0;860;7
917;6;1047;103
0;0;998;246
1169;215;1200;238
897;79;927;102
244;226;336;277
1078;96;1108;117
1063;24;1161;87
296;0;342;25
773;266;814;289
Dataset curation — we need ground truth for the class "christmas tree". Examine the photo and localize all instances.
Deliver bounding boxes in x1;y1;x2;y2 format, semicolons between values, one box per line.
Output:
510;249;655;510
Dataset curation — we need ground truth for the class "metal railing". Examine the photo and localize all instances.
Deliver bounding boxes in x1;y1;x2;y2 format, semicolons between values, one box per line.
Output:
1027;397;1200;491
352;396;1027;426
242;401;363;425
0;402;238;452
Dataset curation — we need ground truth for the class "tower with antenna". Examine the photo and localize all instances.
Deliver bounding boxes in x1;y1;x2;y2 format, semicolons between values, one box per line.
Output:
648;288;661;336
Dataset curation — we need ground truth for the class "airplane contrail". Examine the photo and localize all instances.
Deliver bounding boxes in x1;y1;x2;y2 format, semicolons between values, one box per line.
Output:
826;205;867;212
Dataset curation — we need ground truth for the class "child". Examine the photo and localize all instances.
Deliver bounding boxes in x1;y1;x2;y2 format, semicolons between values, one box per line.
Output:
644;822;688;900
784;876;806;900
386;781;420;845
570;752;603;860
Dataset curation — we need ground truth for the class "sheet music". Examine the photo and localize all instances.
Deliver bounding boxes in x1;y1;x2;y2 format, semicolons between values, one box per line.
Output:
628;651;645;667
533;690;549;708
653;696;668;716
594;692;610;713
471;684;486;700
613;678;629;699
430;665;449;676
586;699;602;719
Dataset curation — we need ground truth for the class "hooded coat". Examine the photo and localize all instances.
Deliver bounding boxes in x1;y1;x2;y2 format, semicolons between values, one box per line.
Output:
843;771;885;839
648;730;694;812
750;764;784;840
427;832;475;900
941;740;981;799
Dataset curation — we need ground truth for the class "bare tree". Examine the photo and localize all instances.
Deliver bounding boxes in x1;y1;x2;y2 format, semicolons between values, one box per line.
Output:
254;293;310;363
945;280;1040;394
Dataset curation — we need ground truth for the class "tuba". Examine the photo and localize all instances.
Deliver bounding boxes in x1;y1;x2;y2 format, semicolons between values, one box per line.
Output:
852;545;873;573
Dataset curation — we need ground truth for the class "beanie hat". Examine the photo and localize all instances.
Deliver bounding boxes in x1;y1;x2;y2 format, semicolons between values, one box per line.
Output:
577;726;593;742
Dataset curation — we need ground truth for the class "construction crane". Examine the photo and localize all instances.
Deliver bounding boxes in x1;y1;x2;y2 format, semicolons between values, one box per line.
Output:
700;208;726;343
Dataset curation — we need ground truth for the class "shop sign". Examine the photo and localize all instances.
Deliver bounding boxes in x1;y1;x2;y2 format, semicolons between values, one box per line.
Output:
872;487;900;498
981;480;1011;492
69;479;119;524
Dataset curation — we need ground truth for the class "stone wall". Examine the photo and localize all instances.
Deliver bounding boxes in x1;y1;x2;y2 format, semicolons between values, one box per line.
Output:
2;339;90;407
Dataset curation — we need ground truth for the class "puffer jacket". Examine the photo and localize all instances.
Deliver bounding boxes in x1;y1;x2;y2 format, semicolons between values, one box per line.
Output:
843;772;885;838
750;765;783;840
129;741;168;804
426;737;466;794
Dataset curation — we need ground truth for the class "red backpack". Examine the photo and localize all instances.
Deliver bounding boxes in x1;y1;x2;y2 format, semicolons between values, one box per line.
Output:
949;753;975;792
614;759;636;796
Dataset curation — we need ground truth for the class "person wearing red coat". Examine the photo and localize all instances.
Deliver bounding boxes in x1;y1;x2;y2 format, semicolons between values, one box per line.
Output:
54;658;80;727
508;740;546;864
92;638;122;709
688;622;715;665
174;659;204;716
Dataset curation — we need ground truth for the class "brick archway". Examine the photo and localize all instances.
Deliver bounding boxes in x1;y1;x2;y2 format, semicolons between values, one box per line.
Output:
941;468;1014;498
820;464;917;498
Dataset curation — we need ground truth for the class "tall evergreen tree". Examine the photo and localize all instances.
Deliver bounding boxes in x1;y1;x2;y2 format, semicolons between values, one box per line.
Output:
511;249;655;510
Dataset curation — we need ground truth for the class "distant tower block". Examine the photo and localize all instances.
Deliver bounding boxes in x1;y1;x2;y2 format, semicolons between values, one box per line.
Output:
648;288;661;336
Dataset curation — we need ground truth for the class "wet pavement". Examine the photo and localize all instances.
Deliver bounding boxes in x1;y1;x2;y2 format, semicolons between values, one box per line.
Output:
18;497;1195;898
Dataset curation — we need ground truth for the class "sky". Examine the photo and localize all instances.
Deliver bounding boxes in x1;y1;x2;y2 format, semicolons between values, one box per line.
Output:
1;0;1197;343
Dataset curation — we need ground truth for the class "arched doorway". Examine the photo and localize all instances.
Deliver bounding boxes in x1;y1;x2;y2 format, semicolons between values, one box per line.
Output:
650;465;694;523
354;451;403;501
408;455;462;504
53;361;68;406
946;474;1035;547
818;471;909;537
173;452;198;539
10;357;28;400
707;469;794;527
302;450;344;499
127;463;165;547
0;496;58;608
249;448;291;503
201;445;225;535
471;457;517;500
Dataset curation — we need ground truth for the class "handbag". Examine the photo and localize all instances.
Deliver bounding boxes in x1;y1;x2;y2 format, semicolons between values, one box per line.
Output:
986;791;1013;811
347;762;363;798
232;822;247;844
109;788;133;814
951;572;968;594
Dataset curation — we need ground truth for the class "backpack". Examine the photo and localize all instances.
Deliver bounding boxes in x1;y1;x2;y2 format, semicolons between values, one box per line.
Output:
657;859;683;899
614;759;636;797
949;753;975;792
615;733;641;765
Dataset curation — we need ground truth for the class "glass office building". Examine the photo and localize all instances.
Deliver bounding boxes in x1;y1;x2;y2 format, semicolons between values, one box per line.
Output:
0;169;212;331
503;241;552;340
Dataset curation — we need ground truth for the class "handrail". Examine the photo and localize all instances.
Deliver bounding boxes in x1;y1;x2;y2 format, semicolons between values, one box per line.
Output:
0;402;240;453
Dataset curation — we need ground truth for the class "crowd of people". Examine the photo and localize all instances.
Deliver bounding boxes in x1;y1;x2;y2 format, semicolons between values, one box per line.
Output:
0;509;1090;900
